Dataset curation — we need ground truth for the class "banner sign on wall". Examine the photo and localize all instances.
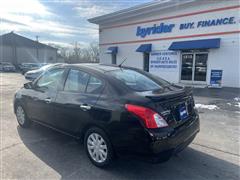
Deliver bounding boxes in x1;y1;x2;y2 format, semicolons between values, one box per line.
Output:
210;69;223;88
149;50;180;72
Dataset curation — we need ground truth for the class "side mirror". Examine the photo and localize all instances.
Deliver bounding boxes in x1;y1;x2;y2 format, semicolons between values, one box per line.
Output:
24;82;33;89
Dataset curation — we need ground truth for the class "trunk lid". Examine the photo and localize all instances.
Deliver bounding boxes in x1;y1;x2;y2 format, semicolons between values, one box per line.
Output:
137;85;195;128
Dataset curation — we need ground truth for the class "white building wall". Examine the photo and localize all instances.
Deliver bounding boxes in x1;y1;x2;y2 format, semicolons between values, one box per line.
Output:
98;0;240;87
207;35;240;87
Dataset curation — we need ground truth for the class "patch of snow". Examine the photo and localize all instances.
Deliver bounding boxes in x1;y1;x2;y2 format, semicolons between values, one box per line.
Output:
235;102;240;108
195;103;219;110
227;103;231;106
234;97;240;101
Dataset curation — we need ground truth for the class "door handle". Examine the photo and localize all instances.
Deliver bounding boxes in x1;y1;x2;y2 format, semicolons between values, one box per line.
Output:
44;98;52;104
80;104;91;111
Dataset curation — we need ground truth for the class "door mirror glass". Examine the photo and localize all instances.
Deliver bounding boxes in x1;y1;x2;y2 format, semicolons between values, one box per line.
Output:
24;82;33;89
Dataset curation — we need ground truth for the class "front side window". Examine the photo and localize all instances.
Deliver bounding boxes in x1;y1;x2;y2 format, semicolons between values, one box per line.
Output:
36;68;65;90
108;69;168;92
64;69;90;92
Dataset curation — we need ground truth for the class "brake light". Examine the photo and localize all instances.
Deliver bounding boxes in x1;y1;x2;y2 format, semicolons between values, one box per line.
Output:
125;104;168;129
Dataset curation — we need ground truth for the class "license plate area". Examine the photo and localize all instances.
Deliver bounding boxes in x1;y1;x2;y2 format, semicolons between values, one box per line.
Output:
178;103;188;121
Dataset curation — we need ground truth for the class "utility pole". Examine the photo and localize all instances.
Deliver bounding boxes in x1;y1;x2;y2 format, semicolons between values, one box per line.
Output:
36;35;39;62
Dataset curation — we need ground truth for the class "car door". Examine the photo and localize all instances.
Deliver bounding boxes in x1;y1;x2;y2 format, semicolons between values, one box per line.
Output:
54;68;105;134
26;68;66;126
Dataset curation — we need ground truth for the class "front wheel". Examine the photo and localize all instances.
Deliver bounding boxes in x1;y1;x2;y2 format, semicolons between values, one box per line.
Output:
16;105;31;128
84;127;114;167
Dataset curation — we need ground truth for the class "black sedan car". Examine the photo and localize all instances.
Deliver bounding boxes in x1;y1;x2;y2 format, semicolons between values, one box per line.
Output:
14;64;199;167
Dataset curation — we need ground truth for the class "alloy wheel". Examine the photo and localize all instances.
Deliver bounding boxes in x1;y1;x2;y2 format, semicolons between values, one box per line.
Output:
87;133;108;163
16;106;25;125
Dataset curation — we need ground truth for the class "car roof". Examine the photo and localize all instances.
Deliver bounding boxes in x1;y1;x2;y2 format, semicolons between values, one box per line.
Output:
62;63;135;73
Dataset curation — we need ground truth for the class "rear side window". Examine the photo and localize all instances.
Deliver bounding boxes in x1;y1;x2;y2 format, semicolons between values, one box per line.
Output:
86;76;103;94
108;69;166;92
64;69;89;92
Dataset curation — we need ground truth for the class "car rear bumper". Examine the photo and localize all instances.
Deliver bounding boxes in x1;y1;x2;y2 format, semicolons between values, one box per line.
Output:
116;114;200;162
149;114;200;154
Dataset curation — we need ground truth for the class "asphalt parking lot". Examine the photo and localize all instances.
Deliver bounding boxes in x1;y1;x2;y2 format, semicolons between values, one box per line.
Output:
0;73;239;180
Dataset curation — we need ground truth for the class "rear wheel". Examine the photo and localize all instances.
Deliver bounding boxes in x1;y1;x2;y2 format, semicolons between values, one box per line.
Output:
16;105;31;128
84;127;114;167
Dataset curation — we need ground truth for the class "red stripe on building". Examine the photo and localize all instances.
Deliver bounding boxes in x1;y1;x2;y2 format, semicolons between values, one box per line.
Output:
101;5;240;30
100;31;240;46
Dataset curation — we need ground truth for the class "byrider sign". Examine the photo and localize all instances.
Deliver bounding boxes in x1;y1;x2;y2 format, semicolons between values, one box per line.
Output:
136;16;236;38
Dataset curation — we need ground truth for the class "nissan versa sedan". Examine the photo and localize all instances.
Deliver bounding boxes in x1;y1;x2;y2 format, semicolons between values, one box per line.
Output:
14;64;200;167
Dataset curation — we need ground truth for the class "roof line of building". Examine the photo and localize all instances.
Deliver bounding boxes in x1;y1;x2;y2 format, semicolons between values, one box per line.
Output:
0;32;57;50
99;5;240;30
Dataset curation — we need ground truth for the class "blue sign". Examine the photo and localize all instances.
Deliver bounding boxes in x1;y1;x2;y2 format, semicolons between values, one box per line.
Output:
136;23;175;38
136;16;236;38
179;104;188;120
210;70;223;88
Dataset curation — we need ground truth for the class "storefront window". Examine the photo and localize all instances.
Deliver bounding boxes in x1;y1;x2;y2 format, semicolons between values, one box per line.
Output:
112;54;116;64
181;52;208;82
143;53;149;72
194;54;208;81
181;54;193;81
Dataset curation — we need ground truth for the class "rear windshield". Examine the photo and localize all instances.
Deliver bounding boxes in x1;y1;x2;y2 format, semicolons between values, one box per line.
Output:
108;69;169;92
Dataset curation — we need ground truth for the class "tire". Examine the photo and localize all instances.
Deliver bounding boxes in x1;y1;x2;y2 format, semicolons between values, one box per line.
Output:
15;104;31;128
84;127;114;167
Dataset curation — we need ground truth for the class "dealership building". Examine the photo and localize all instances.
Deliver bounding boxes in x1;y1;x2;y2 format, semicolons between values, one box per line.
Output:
89;0;240;88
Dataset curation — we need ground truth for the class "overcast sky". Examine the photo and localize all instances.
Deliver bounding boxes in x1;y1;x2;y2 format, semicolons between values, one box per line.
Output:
0;0;150;47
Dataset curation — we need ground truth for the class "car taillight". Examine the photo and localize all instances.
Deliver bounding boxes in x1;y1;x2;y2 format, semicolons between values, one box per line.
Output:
125;104;168;129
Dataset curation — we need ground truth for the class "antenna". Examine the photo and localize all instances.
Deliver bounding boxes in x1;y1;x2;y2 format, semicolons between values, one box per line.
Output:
36;35;39;42
118;57;127;68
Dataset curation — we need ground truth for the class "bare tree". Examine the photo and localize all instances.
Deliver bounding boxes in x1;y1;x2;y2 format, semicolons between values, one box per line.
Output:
49;41;99;64
88;42;99;62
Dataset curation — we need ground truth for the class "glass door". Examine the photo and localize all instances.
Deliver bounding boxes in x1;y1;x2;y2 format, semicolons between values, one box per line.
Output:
194;53;208;82
181;53;194;81
181;52;208;84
